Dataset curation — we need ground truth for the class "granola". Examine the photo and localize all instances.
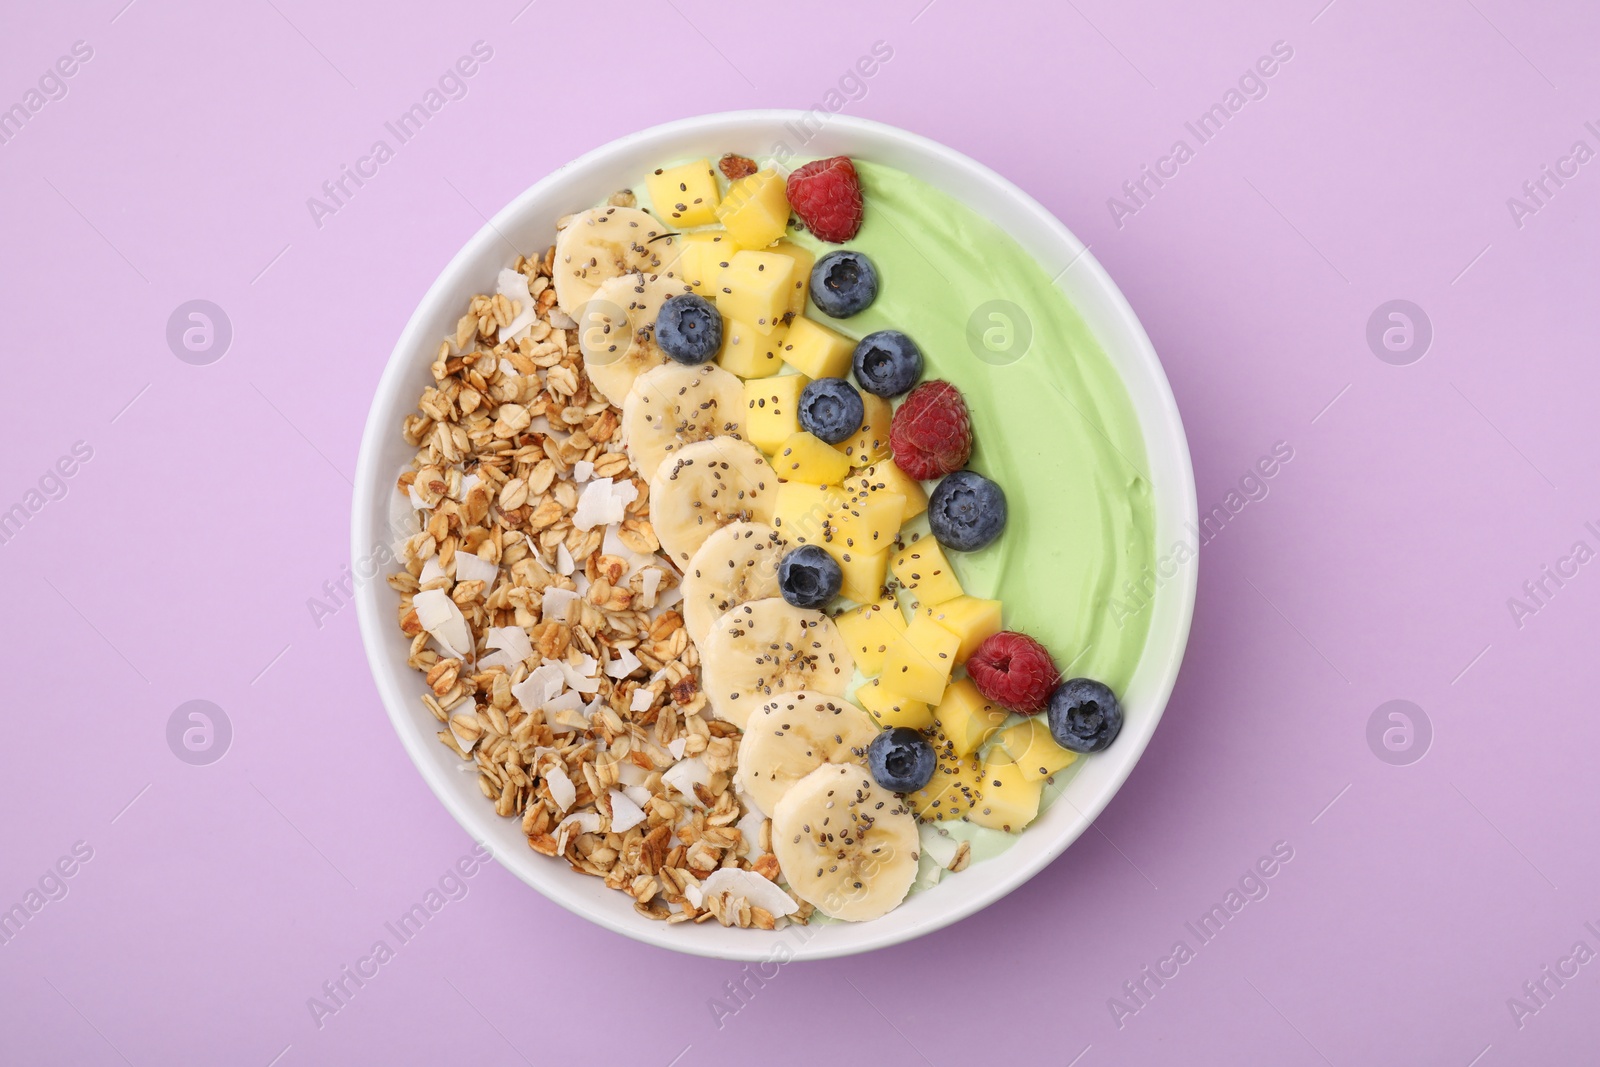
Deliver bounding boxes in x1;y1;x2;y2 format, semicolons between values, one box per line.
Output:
387;239;790;930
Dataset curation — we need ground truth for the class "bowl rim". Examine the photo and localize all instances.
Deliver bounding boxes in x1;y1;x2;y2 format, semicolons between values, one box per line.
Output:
353;109;1197;960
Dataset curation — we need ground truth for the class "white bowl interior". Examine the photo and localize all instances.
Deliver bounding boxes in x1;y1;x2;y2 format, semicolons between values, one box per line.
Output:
353;111;1196;960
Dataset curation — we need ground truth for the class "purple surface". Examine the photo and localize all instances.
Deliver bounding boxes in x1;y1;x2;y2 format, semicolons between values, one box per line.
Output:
2;1;1596;1063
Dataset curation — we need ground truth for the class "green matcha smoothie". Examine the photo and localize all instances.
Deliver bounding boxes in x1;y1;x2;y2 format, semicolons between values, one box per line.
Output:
792;162;1157;696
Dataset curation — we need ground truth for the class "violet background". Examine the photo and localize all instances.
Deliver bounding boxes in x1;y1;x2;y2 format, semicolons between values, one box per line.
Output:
3;0;1597;1063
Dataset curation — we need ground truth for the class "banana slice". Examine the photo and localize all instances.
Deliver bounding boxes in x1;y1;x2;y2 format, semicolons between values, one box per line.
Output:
622;362;747;481
553;206;679;315
699;597;854;727
736;691;878;815
771;762;920;922
577;272;695;407
681;521;788;646
649;437;777;566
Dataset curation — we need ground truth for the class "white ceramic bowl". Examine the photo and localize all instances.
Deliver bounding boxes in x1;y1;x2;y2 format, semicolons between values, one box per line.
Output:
353;110;1196;961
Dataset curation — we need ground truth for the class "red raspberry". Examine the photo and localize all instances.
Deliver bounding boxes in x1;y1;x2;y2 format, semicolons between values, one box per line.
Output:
890;380;972;480
968;632;1061;714
786;156;864;243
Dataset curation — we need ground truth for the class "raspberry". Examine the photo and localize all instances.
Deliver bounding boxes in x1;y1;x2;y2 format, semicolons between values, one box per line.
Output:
890;380;972;480
968;632;1060;714
786;156;864;243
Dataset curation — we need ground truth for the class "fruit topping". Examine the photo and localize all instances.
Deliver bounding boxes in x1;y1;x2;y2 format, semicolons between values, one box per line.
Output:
718;153;758;180
786;156;865;243
798;377;865;445
890;379;971;480
810;250;879;318
777;545;842;608
852;329;923;398
655;293;722;365
927;470;1007;551
868;727;938;793
1047;678;1124;753
967;631;1060;714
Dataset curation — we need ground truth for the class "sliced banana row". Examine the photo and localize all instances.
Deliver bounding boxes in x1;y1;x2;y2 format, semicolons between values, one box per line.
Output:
622;362;746;481
771;763;920;923
698;597;854;728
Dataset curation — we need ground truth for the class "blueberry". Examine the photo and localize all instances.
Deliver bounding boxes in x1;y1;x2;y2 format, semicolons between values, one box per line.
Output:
867;727;936;792
1047;679;1123;753
798;378;865;445
810;251;878;318
655;293;722;364
777;545;842;609
852;330;923;397
927;470;1006;551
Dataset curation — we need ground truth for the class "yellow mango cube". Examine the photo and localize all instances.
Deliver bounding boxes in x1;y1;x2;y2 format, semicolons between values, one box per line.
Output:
830;546;889;605
920;595;1003;664
880;614;960;704
835;598;907;675
717;250;796;335
890;538;962;606
855;462;927;519
934;678;1008;757
743;374;809;453
673;229;739;295
714;169;790;249
992;717;1078;782
855;679;934;730
773;430;852;486
719;319;787;379
907;746;982;822
646;159;721;228
771;481;842;546
835;392;892;467
767;239;815;319
781;316;856;379
832;487;905;555
967;755;1043;832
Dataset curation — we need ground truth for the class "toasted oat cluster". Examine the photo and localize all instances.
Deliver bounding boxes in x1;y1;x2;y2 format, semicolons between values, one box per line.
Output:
386;239;807;930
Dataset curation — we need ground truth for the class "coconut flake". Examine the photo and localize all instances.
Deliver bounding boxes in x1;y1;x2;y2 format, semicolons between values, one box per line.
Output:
478;650;520;673
555;542;576;576
542;587;579;623
557;811;603;836
622;785;653;810
573;478;639;531
607;789;647;833
616;762;650;788
605;647;642;680
413;589;471;659
547;307;578;329
630;687;654;712
641;567;664;602
496;268;540;342
454;552;499;587
661;757;711;806
559;656;600;694
419;557;447;586
668;737;687;759
698;868;799;916
511;664;564;711
408;482;431;511
448;705;480;756
734;795;766;856
486;626;534;662
544;764;576;811
573;460;594;482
